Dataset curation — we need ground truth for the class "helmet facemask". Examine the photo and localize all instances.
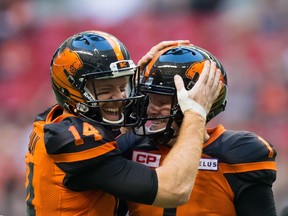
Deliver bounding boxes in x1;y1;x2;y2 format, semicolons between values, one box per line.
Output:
133;72;182;145
77;73;143;127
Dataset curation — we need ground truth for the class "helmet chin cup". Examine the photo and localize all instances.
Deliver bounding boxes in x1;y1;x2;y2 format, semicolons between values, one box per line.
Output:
146;126;166;134
134;116;176;145
103;113;124;124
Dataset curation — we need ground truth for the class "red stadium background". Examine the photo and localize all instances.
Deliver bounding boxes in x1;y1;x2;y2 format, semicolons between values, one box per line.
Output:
0;0;287;215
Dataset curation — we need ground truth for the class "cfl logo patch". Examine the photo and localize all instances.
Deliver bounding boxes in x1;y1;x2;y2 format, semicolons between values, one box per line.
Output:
132;151;161;168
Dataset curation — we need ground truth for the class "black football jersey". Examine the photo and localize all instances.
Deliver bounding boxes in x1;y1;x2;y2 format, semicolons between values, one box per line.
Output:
117;124;277;216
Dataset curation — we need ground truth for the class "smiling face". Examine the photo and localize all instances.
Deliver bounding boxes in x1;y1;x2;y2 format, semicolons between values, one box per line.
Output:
146;93;174;132
87;76;128;122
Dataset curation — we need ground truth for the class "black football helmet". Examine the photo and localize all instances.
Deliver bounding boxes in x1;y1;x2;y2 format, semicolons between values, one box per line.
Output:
50;30;144;127
135;45;227;144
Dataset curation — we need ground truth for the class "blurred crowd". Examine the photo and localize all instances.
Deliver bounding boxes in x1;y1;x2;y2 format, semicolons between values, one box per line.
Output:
0;0;287;215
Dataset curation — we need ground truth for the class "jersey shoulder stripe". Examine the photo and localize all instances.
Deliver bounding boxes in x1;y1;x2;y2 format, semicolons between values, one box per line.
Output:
49;141;117;163
220;161;277;174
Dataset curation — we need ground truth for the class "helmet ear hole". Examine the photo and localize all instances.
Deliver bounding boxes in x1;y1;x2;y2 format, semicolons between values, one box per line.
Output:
60;88;70;97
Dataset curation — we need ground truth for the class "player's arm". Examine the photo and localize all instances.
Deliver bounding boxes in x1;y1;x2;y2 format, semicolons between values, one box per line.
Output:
45;118;158;205
63;151;159;204
137;40;190;71
235;184;277;216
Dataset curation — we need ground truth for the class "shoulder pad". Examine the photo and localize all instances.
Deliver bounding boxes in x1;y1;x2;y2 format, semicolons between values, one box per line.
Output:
206;130;276;164
34;106;55;122
44;116;115;155
214;130;277;185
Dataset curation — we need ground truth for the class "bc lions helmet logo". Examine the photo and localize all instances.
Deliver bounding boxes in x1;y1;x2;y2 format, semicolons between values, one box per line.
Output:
53;48;83;76
185;61;205;80
186;60;225;83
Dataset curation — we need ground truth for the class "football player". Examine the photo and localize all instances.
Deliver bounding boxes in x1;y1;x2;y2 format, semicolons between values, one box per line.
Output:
117;45;277;216
25;31;221;215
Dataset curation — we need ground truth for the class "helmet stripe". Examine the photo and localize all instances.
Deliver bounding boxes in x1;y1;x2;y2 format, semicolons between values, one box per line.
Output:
143;45;178;77
96;31;124;61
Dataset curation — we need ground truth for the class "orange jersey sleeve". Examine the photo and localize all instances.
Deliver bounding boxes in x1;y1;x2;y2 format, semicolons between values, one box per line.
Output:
25;105;158;216
25;105;120;216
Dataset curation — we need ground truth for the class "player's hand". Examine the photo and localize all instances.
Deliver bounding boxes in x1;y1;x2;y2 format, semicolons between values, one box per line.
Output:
138;40;190;71
174;60;222;119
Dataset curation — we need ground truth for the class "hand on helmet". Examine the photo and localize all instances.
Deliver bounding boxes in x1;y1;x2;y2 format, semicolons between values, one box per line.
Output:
138;40;190;71
174;60;222;120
